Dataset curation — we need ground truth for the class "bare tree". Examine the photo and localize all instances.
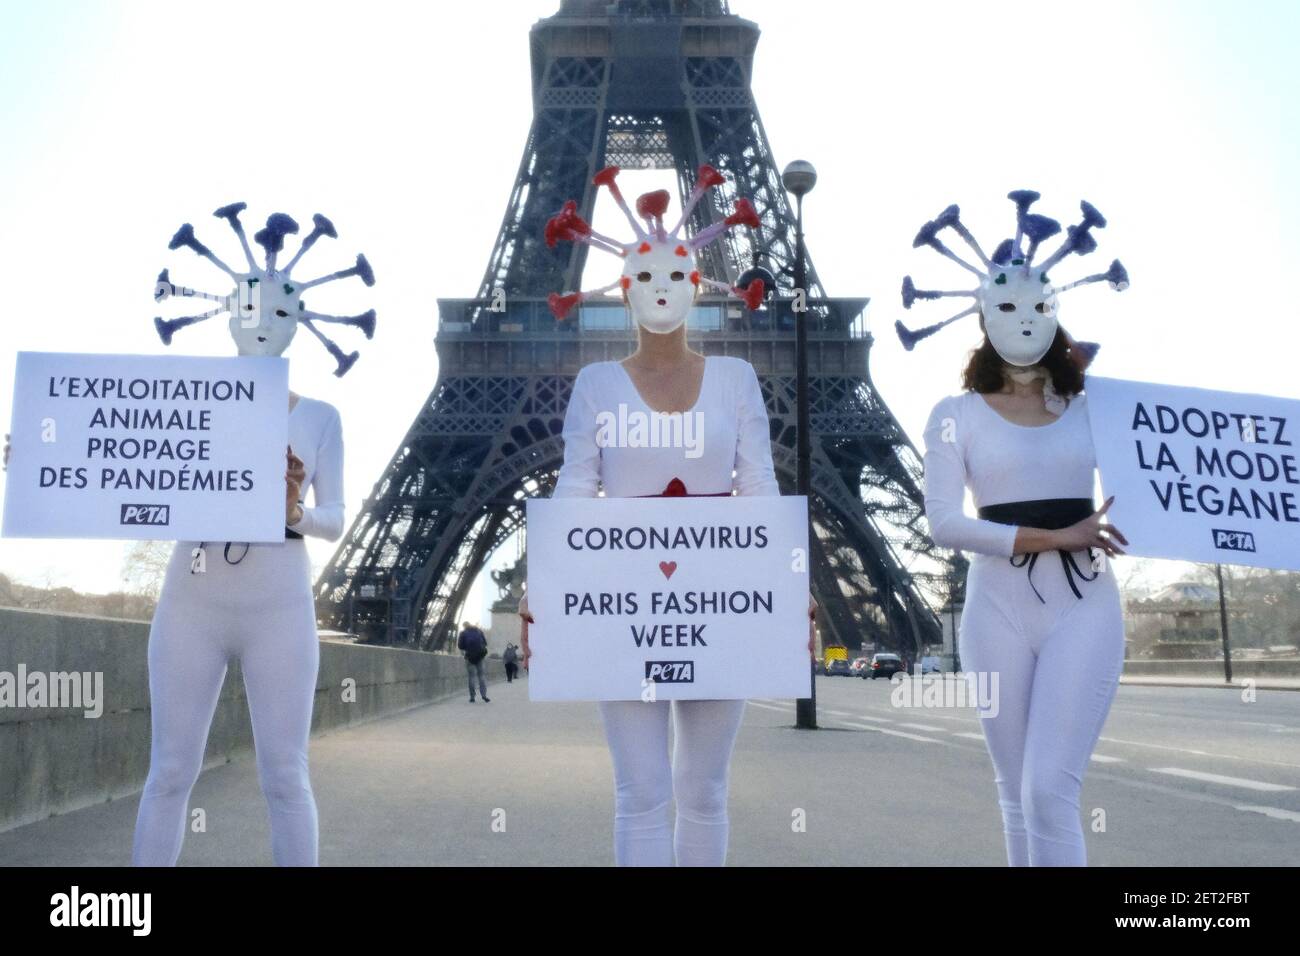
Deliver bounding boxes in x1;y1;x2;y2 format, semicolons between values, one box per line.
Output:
121;540;174;600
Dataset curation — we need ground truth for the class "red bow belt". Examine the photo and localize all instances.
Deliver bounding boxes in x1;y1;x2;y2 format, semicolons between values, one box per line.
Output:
638;477;731;498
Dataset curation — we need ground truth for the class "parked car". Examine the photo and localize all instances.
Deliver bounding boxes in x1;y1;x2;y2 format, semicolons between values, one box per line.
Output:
824;657;852;677
848;656;870;677
864;652;904;679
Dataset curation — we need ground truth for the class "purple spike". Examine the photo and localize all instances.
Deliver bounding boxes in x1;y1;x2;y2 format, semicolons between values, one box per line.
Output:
301;308;377;339
1021;214;1062;264
1079;201;1107;229
934;204;961;229
912;219;939;248
168;223;239;279
1007;190;1040;214
212;201;259;271
991;239;1015;265
902;275;919;309
1106;259;1129;288
1073;340;1101;365
153;307;224;345
254;213;300;273
301;318;360;376
299;253;374;291
281;213;339;276
893;304;979;350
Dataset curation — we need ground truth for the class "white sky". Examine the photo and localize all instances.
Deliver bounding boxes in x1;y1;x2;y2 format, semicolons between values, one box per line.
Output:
1;0;1297;618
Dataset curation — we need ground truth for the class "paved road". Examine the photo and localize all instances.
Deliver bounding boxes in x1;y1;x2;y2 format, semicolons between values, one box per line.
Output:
1;674;1297;866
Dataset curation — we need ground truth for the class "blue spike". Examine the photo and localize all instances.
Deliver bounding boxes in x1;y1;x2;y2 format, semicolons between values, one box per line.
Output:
356;309;377;339
1069;225;1098;256
334;351;360;377
902;276;918;309
1106;259;1129;288
894;320;925;351
354;253;375;287
1007;190;1040;213
168;223;198;251
312;213;337;239
934;204;961;229
1021;214;1061;243
1079;201;1107;229
1073;340;1101;365
213;202;247;222
912;220;939;248
254;213;300;255
154;315;175;345
991;238;1015;265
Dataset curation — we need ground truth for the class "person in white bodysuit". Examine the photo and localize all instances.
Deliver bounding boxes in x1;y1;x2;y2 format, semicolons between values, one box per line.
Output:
129;203;372;865
900;191;1131;866
519;166;813;866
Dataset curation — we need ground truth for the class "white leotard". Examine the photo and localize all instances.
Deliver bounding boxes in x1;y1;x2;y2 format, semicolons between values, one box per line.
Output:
132;396;343;866
922;388;1123;867
552;355;778;866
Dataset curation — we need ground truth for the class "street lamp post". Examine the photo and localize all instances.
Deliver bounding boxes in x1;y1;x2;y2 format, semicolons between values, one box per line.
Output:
783;159;817;730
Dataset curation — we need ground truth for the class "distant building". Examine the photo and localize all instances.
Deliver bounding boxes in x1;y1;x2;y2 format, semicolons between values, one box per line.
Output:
1127;582;1221;660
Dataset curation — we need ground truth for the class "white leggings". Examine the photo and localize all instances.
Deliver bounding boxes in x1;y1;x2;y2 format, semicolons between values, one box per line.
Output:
132;540;320;866
959;549;1124;866
597;698;747;866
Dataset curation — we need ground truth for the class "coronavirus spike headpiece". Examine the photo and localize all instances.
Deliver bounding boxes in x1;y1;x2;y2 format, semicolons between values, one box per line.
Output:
152;202;377;376
894;190;1129;366
543;165;766;334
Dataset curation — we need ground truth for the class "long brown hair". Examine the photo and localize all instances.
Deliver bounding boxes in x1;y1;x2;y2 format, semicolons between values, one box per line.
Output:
961;320;1085;396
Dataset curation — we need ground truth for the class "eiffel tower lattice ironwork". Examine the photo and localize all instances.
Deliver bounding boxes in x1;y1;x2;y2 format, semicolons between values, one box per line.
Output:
314;0;961;653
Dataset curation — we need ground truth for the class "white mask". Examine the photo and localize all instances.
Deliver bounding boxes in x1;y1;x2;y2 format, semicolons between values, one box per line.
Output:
153;205;376;376
228;276;301;356
978;266;1059;366
894;192;1128;360
543;166;766;324
622;240;697;334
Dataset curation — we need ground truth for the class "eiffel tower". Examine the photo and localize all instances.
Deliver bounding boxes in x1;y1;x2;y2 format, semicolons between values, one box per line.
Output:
314;0;960;653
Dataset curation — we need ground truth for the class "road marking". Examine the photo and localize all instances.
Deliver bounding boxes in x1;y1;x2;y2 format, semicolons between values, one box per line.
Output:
825;709;854;717
1235;805;1300;823
745;701;789;714
1099;735;1300;771
897;722;947;732
953;732;986;742
1090;754;1125;764
841;721;941;743
1149;768;1296;792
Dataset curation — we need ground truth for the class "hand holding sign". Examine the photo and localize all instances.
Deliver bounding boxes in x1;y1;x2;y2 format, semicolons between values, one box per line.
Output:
1053;496;1128;557
518;592;533;670
286;445;305;526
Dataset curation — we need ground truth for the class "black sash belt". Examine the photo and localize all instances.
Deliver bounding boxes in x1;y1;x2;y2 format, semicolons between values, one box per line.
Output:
191;527;304;572
977;498;1098;604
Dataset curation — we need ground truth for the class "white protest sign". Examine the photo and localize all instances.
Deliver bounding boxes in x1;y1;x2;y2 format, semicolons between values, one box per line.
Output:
1087;376;1300;570
526;495;811;701
3;352;289;542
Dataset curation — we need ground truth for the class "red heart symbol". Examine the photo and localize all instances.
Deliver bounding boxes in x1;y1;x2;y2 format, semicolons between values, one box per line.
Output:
659;561;677;580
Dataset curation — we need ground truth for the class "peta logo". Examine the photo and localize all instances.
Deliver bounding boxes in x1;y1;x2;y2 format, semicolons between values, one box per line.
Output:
1211;528;1256;553
120;504;170;526
645;661;695;683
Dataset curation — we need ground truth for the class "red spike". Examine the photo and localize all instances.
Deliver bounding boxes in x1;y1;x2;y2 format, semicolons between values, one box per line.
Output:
696;164;725;189
735;278;765;311
689;270;701;286
725;198;760;230
543;200;592;248
619;276;632;290
593;166;620;187
636;190;671;220
638;241;652;254
674;244;689;257
662;477;688;497
547;291;582;320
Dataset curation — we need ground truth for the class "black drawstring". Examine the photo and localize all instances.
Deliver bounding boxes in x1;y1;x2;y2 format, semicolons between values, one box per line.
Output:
977;498;1100;604
1009;548;1101;604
